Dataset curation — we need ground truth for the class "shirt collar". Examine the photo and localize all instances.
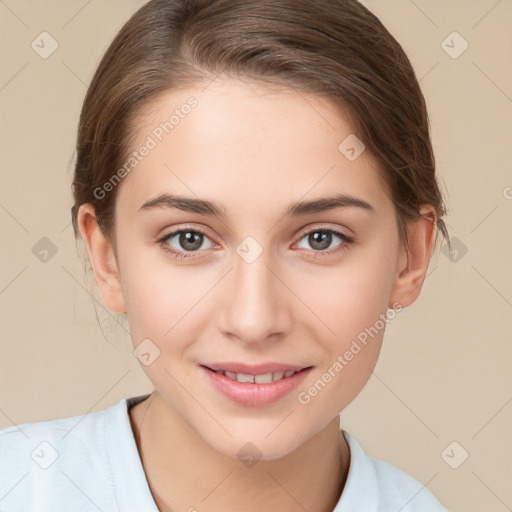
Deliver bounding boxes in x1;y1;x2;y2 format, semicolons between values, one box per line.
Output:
105;394;158;512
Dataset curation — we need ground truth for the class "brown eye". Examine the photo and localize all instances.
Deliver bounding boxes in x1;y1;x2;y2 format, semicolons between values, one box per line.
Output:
158;227;215;258
175;231;204;251
296;228;353;254
307;231;332;251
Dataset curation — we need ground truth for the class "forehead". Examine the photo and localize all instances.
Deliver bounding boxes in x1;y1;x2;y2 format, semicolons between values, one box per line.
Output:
116;79;390;217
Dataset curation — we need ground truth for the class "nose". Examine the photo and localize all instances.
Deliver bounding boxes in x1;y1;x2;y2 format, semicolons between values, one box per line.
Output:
218;247;293;345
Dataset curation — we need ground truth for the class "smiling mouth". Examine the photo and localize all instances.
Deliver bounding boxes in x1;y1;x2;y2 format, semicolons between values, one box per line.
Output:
202;365;312;384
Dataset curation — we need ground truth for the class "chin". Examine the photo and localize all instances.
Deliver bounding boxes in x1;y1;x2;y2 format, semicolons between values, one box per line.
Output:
201;425;306;463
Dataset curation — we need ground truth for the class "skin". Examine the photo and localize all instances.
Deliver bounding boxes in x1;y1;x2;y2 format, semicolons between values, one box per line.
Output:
78;78;437;512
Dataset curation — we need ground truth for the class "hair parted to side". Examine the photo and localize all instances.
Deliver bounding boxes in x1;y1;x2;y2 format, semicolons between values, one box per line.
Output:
71;0;450;253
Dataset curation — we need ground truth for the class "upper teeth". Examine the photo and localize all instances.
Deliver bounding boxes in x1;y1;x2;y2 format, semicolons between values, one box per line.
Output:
214;370;299;383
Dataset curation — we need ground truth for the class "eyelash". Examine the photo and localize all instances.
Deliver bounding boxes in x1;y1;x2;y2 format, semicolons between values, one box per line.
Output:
157;225;355;260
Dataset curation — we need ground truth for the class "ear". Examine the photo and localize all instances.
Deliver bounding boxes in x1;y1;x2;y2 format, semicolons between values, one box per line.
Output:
388;205;437;309
77;204;126;314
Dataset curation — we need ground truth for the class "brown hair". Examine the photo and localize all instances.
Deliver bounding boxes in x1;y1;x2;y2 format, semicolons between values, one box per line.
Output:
71;0;449;252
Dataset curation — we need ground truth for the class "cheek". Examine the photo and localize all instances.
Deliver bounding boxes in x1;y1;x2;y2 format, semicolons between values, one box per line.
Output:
121;254;221;379
120;256;176;337
122;267;200;397
295;247;397;341
296;280;390;417
291;245;396;406
124;274;198;341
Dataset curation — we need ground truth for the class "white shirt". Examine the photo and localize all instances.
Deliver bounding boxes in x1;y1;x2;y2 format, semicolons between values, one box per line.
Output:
0;394;449;511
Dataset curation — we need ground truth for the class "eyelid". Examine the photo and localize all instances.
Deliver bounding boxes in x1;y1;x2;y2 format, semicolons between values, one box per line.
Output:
295;223;353;241
159;223;352;245
159;224;217;243
292;224;354;256
158;222;354;259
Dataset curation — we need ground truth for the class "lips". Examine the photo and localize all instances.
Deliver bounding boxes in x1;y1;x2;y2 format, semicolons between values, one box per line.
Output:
199;364;313;406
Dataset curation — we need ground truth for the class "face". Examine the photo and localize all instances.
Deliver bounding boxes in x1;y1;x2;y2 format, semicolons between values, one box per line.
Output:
92;79;412;460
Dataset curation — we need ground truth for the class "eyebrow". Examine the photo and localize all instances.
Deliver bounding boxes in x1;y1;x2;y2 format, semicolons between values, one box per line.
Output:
136;193;375;218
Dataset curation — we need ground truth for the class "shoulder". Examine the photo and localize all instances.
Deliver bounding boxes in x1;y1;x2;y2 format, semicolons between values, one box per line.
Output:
0;399;123;511
337;430;449;512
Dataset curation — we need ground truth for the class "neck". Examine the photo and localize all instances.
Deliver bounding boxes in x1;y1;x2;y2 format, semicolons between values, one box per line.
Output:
129;390;350;512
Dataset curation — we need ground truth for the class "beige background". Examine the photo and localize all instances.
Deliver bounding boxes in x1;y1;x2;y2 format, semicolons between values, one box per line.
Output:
1;1;511;511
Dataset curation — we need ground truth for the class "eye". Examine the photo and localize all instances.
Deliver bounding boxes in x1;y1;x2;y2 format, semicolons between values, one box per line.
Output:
157;225;354;261
295;227;354;256
157;227;215;259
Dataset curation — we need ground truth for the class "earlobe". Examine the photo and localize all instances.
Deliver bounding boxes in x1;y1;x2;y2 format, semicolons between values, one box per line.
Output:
77;204;126;314
388;205;437;309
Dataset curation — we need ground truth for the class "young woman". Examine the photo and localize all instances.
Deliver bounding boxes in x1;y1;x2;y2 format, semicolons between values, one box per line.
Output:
0;0;451;510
